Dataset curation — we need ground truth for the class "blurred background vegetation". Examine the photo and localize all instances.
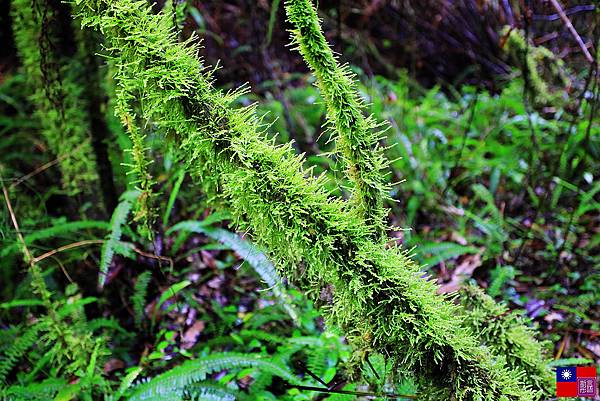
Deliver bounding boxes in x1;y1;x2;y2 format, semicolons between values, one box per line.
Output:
0;0;598;399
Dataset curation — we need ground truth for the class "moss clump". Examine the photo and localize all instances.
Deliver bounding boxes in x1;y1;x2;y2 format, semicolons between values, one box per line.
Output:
460;285;554;398
286;0;389;236
502;26;570;105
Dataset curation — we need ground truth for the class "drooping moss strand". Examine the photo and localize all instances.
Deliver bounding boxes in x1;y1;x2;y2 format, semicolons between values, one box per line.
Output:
285;0;390;237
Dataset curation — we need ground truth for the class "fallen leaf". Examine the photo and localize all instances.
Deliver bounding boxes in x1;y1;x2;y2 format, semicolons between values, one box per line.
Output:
450;231;468;246
437;253;482;293
544;311;563;324
181;321;205;350
103;358;125;374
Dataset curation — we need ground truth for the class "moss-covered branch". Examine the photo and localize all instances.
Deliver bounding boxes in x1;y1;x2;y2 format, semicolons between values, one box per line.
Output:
285;0;389;236
11;0;99;195
73;1;551;399
460;285;554;396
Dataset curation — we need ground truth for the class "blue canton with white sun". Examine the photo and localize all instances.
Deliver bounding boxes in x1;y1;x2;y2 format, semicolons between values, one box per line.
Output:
556;367;577;383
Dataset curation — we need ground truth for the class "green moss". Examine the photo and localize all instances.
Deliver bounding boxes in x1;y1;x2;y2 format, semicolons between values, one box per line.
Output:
460;285;554;398
73;1;552;399
285;0;389;236
11;0;99;194
502;27;570;105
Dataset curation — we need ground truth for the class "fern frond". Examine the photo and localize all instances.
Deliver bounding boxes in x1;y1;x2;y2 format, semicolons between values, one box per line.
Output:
0;323;42;383
238;329;286;345
88;318;130;335
0;220;110;259
185;383;237;401
112;366;143;401
127;353;299;401
1;377;67;401
169;221;299;323
99;191;137;289
246;306;290;330
307;345;328;378
247;370;274;394
132;271;152;329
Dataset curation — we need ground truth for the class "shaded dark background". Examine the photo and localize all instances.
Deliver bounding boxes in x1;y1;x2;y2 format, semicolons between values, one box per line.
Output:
1;0;596;91
184;0;596;91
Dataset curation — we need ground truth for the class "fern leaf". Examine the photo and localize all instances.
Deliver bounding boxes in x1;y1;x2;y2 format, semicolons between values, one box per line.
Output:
185;383;237;401
152;279;191;326
112;366;143;401
162;170;185;227
155;280;191;312
1;220;110;259
169;221;299;323
99;191;138;289
132;271;152;329
0;323;42;383
1;377;67;401
127;353;299;401
87;318;129;335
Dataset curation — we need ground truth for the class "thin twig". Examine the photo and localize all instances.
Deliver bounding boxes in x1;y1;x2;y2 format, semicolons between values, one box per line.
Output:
2;177;34;264
32;240;105;264
296;362;329;388
2;174;53;309
366;354;381;381
51;255;75;284
9;142;88;189
548;0;594;64
284;383;417;399
132;246;174;270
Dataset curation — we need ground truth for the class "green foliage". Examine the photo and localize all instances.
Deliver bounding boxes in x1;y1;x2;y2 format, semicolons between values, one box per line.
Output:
4;0;592;400
132;271;152;329
0;219;110;260
345;74;599;266
0;290;106;392
153;280;191;325
185;384;236;401
162;170;185;227
128;353;299;401
0;324;41;384
265;0;282;47
488;265;516;298
169;220;299;322
0;377;68;400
